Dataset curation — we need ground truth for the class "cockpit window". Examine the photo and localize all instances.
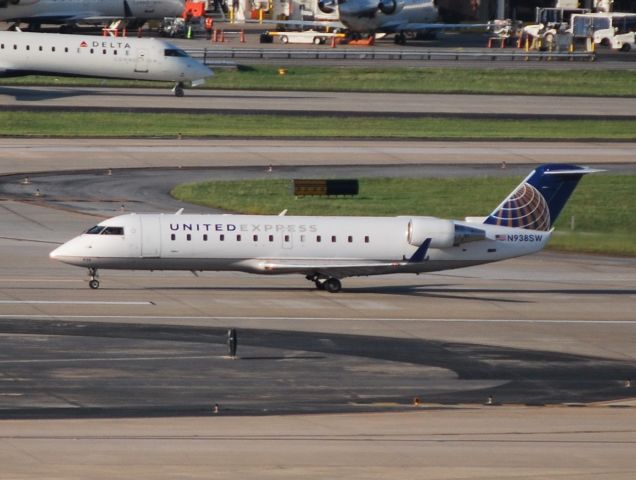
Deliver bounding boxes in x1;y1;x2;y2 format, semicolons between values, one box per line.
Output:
86;225;105;234
102;227;124;235
164;48;187;57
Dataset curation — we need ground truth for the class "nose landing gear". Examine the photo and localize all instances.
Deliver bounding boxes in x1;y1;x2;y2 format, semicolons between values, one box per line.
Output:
88;268;100;289
172;81;185;97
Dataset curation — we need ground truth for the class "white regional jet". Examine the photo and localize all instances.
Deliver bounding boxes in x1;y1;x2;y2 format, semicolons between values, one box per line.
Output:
50;164;599;293
0;31;212;95
0;0;184;30
316;0;481;44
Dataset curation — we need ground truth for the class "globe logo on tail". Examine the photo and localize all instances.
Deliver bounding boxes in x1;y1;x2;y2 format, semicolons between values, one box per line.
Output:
489;183;550;231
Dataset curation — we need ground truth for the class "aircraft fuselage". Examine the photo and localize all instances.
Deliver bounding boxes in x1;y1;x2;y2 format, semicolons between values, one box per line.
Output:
338;0;439;34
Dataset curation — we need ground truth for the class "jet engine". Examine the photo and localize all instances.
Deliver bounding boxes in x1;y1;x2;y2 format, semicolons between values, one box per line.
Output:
0;0;39;6
318;0;337;14
378;0;396;14
407;218;486;248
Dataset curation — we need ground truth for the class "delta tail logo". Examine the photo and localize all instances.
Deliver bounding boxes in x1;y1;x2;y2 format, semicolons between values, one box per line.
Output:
79;41;88;48
488;183;550;231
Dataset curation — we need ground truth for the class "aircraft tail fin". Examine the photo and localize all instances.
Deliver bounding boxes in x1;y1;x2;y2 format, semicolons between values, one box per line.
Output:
484;164;602;231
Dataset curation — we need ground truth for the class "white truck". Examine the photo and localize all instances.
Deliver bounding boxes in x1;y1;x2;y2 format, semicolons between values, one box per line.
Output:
268;29;344;44
570;12;636;52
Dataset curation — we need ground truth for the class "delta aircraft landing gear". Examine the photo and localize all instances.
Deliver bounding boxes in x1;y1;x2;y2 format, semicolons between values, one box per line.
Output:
88;268;100;289
172;81;185;97
307;274;342;293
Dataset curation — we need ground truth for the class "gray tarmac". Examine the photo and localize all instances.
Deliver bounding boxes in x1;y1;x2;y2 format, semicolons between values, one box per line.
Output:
0;144;635;477
3;86;636;118
0;138;634;177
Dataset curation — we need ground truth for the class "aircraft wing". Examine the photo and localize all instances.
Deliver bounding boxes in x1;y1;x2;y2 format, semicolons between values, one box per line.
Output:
248;239;432;278
253;258;407;278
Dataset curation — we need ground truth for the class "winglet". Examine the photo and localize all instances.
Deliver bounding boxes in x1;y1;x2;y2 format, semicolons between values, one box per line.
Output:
408;238;431;263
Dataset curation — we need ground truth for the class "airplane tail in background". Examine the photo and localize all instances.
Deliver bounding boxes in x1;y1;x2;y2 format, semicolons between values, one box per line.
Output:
484;164;601;231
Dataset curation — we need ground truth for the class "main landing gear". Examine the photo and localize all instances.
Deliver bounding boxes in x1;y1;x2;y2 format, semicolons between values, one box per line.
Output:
307;274;342;293
172;81;185;97
88;268;100;289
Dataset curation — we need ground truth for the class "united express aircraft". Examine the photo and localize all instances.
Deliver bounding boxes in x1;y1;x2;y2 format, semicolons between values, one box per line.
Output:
0;31;212;96
50;164;599;293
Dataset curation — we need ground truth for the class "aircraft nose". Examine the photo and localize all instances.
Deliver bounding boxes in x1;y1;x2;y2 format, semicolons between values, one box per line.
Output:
49;243;67;260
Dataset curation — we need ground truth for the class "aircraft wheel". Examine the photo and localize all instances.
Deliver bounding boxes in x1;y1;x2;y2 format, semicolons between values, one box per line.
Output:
174;86;184;97
315;280;325;290
324;278;341;293
394;33;406;45
89;279;100;290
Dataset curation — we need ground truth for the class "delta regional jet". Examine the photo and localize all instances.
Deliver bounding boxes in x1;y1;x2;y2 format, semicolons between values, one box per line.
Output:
50;165;599;293
0;31;212;96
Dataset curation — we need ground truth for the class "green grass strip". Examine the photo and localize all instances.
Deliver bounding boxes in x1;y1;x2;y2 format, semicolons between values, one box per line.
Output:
2;67;636;96
171;175;636;256
2;112;636;139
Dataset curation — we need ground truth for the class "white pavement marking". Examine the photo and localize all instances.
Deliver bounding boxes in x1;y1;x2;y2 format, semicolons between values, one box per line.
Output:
0;314;634;324
0;301;153;305
0;355;217;364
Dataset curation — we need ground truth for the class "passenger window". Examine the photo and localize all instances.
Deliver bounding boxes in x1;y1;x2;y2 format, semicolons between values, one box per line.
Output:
39;46;42;51
113;50;117;55
269;235;274;242
13;45;17;50
186;234;191;241
26;45;30;51
220;234;225;241
331;236;336;243
316;235;321;243
103;49;107;54
65;47;68;53
253;235;258;241
300;235;305;242
364;236;370;243
284;235;290;242
52;46;55;52
90;48;93;54
348;236;353;243
203;234;208;241
236;235;242;241
102;226;124;235
171;234;176;241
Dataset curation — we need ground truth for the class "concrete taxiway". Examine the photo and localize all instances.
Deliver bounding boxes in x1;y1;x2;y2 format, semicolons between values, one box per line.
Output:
0;139;635;176
0;155;634;477
2;87;636;118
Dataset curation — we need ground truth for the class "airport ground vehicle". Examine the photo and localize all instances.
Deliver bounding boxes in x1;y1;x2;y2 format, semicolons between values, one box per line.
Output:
523;7;588;46
267;29;343;44
571;12;636;51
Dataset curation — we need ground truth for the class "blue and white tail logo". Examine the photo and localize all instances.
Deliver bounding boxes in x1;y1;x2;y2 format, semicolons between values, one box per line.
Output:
484;164;601;231
487;182;551;231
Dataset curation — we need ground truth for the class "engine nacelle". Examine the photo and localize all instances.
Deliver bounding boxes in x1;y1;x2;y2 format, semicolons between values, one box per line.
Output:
407;217;486;248
0;0;40;7
318;0;336;14
378;0;396;14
